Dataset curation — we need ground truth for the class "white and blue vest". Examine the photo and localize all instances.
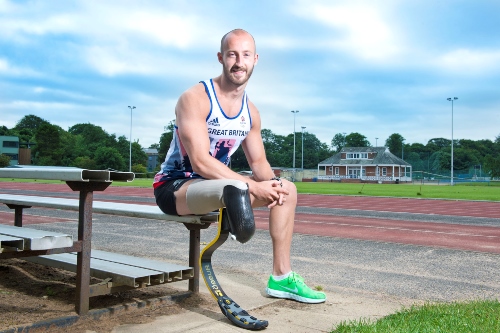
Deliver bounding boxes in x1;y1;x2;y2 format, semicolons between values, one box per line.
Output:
154;79;252;185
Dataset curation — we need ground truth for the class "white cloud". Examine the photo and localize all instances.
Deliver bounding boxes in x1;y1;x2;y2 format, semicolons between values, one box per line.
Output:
292;1;401;60
0;58;41;76
435;48;500;75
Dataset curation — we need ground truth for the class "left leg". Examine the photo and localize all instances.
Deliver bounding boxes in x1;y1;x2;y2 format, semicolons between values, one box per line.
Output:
267;179;296;276
263;179;327;303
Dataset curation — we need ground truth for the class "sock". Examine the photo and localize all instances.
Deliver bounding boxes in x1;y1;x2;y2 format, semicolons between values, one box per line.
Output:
272;271;291;281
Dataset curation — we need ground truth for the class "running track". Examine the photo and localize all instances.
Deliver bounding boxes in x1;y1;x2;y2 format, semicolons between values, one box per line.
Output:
1;182;499;254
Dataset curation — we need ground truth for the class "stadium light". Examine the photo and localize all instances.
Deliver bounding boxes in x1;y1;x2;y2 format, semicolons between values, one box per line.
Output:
301;126;306;170
291;110;299;181
128;106;136;172
447;97;458;186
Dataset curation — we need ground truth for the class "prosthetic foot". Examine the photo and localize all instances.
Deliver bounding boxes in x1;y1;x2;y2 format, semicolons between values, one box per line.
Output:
201;208;268;330
222;184;255;243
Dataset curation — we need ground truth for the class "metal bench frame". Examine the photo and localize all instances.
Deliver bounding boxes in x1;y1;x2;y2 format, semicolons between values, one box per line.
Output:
0;166;216;315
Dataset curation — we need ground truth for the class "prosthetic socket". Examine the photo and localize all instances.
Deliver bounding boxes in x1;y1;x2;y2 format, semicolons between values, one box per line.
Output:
186;179;255;243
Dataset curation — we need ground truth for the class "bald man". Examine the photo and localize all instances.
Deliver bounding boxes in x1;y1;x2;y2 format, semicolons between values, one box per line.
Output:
154;29;326;304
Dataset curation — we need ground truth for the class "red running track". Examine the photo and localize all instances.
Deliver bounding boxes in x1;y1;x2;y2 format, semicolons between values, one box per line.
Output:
254;211;500;254
1;182;500;253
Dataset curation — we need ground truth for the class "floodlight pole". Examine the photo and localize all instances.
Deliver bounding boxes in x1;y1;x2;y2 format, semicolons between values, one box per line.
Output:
291;110;299;181
447;97;458;186
375;137;378;147
128;106;136;172
301;126;306;170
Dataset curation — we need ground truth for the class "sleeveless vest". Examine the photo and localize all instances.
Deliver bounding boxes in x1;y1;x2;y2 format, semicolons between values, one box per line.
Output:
154;79;252;185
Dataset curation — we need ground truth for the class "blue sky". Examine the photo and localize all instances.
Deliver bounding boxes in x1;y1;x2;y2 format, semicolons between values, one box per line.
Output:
1;0;499;149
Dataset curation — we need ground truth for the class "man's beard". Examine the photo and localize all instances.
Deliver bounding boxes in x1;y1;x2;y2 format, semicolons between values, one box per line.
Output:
223;64;254;86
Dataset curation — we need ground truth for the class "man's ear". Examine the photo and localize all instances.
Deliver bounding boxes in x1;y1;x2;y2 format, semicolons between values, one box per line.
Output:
254;53;259;65
217;52;223;64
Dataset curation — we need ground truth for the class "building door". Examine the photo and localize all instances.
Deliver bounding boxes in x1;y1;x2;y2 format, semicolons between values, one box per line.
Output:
347;167;361;179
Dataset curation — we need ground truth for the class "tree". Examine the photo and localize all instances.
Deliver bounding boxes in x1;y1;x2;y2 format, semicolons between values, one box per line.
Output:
158;121;175;162
33;123;64;165
484;155;500;178
427;138;451;152
68;123;115;158
299;131;332;169
331;133;346;152
73;156;97;169
385;133;405;158
262;129;289;167
13;114;51;143
0;154;11;167
94;147;126;171
345;132;370;147
406;152;424;171
0;125;13;136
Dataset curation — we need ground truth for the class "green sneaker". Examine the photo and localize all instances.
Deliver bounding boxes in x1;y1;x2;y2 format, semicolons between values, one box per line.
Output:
266;272;326;303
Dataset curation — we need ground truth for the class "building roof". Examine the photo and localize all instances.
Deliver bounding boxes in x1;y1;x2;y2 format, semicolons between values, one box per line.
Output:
318;147;411;166
142;148;158;155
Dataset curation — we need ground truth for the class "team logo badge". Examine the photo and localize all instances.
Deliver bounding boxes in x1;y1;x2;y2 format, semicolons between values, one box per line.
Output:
208;117;220;127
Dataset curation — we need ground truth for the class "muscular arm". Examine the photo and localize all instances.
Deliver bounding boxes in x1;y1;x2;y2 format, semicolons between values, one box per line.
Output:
241;101;274;181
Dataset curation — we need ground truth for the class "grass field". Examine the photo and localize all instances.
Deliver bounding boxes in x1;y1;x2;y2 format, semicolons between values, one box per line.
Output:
333;300;500;333
2;178;499;201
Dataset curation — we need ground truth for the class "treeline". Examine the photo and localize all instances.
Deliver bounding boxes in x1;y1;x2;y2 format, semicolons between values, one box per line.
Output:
1;115;499;178
0;115;147;172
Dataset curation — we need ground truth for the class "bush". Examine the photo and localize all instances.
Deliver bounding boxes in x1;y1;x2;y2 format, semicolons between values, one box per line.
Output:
132;164;147;174
73;156;97;169
0;154;11;167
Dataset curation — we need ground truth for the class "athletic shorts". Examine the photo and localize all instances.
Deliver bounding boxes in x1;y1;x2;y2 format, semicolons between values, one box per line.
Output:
154;178;193;215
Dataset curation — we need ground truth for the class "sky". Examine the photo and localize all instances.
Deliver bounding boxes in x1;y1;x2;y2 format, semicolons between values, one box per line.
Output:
1;0;499;150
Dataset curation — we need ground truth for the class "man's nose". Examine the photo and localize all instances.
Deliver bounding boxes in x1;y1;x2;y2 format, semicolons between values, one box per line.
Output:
235;55;243;66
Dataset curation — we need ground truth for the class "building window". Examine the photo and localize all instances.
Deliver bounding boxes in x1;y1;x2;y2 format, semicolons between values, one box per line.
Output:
3;141;19;148
382;167;387;176
335;167;339;175
329;166;333;171
4;153;18;160
346;152;368;159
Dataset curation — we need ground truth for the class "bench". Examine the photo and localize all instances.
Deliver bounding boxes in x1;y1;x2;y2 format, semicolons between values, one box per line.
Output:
0;166;218;315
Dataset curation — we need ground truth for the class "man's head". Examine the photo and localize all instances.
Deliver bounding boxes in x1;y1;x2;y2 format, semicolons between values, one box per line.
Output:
218;29;258;87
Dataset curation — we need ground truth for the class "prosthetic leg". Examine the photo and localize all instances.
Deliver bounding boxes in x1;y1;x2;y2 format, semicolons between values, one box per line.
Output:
192;182;267;330
200;207;268;330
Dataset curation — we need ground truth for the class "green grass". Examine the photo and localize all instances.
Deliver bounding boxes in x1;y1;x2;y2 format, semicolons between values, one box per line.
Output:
333;300;500;333
295;182;500;201
2;178;500;201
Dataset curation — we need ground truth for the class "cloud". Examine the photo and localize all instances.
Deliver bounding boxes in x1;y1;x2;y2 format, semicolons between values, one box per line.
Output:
291;1;401;61
435;48;500;75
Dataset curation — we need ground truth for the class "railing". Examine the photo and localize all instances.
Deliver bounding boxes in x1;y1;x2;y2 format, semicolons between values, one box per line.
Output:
317;175;399;182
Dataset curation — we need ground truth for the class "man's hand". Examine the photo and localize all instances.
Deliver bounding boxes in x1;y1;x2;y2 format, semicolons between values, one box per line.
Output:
249;180;289;208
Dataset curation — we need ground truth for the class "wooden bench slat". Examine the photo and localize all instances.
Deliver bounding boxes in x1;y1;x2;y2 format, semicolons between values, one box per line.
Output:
0;225;73;250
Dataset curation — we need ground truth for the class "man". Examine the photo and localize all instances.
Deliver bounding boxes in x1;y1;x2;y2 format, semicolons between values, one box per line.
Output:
154;28;326;304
